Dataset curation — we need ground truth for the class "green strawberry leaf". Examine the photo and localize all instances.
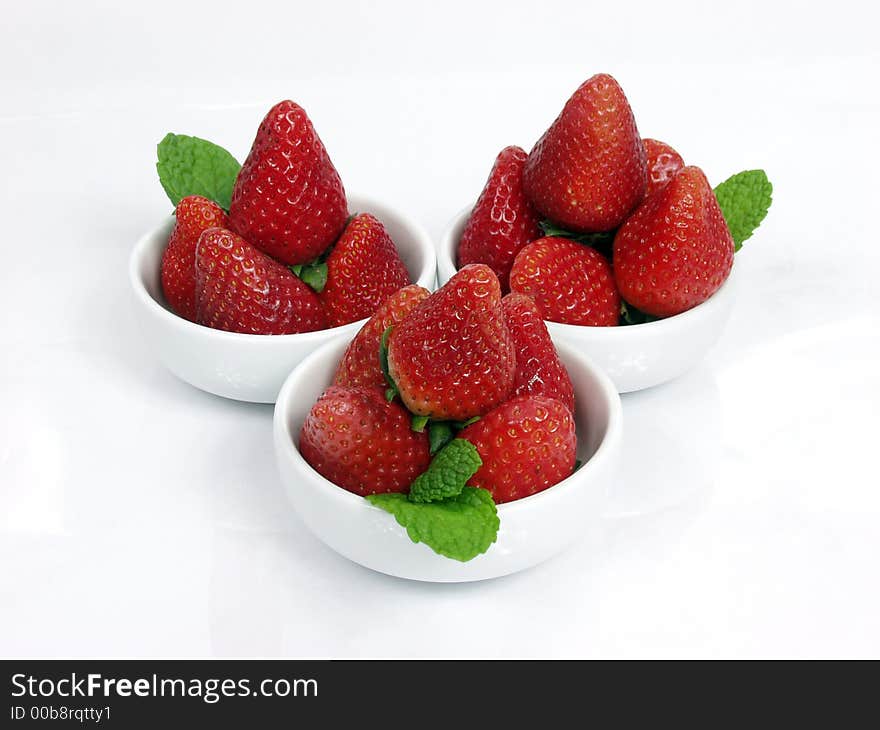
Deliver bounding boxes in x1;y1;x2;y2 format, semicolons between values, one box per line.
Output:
620;300;659;326
292;261;328;293
538;219;615;255
427;418;481;454
379;326;398;402
408;438;482;504
713;170;773;251
411;415;430;433
428;422;455;454
366;487;499;562
156;133;240;211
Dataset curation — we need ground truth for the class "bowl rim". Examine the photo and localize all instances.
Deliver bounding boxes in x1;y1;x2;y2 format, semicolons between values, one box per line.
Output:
439;202;738;334
273;336;623;516
129;193;437;344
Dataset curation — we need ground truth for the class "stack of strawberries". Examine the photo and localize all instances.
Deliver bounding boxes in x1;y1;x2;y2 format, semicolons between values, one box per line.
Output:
300;263;578;506
457;73;738;324
160;101;412;334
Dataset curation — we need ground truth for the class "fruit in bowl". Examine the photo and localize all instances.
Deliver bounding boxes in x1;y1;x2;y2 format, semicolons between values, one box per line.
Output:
443;72;773;391
295;265;588;563
156;100;413;335
130;102;435;403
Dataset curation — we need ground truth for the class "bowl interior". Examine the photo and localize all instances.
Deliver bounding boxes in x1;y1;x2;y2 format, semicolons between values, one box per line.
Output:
439;203;737;334
276;336;620;512
134;193;436;321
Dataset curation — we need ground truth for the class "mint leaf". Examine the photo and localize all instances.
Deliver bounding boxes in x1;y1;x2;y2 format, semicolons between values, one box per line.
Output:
366;487;499;562
156;133;240;211
408;439;482;504
713;170;773;251
379;326;398;401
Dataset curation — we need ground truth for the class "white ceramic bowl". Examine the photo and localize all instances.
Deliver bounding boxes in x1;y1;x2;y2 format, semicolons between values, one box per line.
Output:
273;337;622;582
438;205;737;393
130;194;436;403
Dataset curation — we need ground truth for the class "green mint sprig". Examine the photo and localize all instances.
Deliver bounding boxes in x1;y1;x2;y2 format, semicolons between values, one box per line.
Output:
366;438;498;562
714;169;773;251
156;134;240;211
367;487;498;562
408;439;482;503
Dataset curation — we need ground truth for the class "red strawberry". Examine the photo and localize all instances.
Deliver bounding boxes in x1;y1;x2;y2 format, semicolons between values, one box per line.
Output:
319;213;411;327
502;293;575;413
457;145;541;291
299;385;431;496
160;195;227;321
644;138;684;197
387;264;515;420
523;73;647;233
195;227;327;334
509;237;620;326
334;284;431;389
613;166;734;317
228;100;348;265
460;395;576;504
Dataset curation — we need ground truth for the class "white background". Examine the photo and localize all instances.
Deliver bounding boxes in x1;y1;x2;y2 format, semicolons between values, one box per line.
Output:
1;0;878;658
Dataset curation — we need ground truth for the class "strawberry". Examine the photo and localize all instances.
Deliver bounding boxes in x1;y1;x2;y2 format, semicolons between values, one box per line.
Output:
387;264;515;420
613;166;734;317
195;227;327;334
319;213;411;327
334;284;430;389
160;195;227;321
228;100;348;266
509;237;620;326
457;145;541;291
299;385;431;496
502;293;575;413
644;138;684;197
460;395;576;504
523;73;647;233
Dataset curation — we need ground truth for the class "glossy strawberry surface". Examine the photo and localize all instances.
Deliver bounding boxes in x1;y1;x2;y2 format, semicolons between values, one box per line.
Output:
334;284;430;389
644;138;685;197
387;264;515;420
523;73;647;233
457;145;541;291
613;166;734;317
502;293;575;413
228;100;348;265
319;213;411;327
509;237;620;326
160;195;227;321
460;395;577;504
195;227;327;334
299;385;431;496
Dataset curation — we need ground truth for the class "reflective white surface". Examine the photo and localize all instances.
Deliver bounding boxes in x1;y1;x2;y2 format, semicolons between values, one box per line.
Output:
1;1;878;658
